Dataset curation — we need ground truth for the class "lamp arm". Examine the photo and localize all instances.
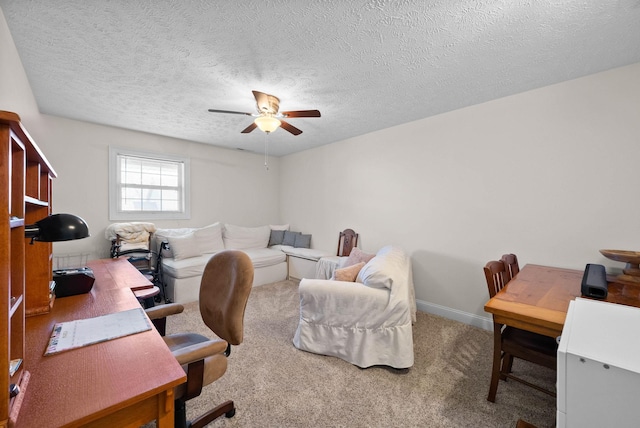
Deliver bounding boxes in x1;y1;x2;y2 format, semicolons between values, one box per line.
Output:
24;224;39;244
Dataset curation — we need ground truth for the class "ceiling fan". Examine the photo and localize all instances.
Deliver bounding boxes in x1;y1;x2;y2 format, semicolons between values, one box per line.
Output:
208;90;321;135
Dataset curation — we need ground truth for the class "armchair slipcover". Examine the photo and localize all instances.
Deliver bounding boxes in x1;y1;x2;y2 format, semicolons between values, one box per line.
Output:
293;245;416;369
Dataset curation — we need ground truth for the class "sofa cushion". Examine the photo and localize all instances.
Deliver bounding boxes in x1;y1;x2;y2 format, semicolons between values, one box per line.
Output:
343;247;375;268
282;230;300;246
268;229;285;246
294;233;311;249
223;224;270;249
270;224;290;231
195;222;225;254
240;247;287;268
334;261;366;282
356;245;404;289
162;254;211;279
168;233;201;261
163;248;286;279
155;227;197;258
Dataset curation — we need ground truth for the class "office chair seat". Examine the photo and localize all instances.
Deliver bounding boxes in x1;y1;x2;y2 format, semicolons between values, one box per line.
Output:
163;332;229;399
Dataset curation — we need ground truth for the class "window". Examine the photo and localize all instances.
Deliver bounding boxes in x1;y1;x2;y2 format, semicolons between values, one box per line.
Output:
109;147;190;220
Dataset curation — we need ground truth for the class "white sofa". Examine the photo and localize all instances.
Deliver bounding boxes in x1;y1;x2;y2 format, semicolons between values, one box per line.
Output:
293;245;417;369
154;223;330;303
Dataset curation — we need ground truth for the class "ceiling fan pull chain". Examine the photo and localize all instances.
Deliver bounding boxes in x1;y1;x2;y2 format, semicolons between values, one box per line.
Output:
264;134;269;171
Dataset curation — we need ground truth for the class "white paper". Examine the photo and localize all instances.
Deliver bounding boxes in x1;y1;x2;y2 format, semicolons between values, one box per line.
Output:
45;307;151;356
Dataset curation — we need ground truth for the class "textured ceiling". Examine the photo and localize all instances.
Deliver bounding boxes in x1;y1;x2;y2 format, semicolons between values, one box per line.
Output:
2;1;640;157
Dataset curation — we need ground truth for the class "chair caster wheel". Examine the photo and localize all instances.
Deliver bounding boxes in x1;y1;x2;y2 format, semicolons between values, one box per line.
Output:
225;408;236;418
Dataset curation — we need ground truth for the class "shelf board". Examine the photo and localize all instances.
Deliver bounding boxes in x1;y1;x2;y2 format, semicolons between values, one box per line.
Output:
9;295;23;318
24;196;49;207
10;217;25;228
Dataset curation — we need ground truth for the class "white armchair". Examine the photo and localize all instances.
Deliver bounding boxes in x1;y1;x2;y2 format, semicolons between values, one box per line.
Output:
293;245;416;369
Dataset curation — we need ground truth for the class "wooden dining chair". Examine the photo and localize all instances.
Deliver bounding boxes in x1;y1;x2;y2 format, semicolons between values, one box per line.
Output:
516;419;538;428
483;259;558;402
336;228;359;257
501;253;520;281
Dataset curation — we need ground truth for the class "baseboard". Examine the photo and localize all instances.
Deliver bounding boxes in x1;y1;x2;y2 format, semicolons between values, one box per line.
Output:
416;299;493;331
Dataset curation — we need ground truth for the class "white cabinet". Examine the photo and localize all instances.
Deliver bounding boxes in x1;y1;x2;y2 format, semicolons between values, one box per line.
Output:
557;297;640;427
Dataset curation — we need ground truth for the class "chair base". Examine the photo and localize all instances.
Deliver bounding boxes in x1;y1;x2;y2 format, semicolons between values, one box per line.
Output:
175;397;236;428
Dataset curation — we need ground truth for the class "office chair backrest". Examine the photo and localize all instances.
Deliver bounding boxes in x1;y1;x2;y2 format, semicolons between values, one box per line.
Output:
199;250;254;345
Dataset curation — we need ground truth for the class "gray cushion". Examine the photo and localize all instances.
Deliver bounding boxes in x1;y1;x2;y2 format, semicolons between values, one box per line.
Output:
283;230;300;246
294;233;311;249
268;229;285;246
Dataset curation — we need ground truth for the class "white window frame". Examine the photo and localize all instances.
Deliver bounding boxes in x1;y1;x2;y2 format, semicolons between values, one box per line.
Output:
109;147;190;221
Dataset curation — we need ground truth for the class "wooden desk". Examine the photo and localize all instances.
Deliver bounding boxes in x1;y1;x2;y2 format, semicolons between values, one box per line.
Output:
484;264;640;338
15;258;186;428
87;257;155;291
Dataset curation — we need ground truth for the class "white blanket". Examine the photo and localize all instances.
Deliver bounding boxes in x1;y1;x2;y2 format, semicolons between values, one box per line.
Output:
105;222;157;243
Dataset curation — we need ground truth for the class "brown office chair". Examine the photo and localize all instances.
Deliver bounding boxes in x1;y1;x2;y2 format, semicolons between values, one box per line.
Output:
146;250;254;428
337;228;359;256
484;258;557;402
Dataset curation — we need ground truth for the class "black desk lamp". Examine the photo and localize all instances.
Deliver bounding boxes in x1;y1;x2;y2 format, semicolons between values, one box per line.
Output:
24;213;90;243
25;213;92;297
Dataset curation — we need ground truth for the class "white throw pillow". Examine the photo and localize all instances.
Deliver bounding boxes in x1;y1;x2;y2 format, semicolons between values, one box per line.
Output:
223;224;270;249
195;222;224;254
356;245;403;289
168;233;201;261
155;227;196;258
270;224;290;231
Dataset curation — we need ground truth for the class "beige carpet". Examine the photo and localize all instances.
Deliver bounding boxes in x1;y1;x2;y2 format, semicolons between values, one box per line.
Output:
149;280;556;428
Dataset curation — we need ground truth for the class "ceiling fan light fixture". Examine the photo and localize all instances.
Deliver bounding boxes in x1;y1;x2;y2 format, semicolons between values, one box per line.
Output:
208;90;319;135
254;115;281;133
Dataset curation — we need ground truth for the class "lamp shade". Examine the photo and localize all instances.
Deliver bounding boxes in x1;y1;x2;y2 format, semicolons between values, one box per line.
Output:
254;115;281;133
25;213;90;242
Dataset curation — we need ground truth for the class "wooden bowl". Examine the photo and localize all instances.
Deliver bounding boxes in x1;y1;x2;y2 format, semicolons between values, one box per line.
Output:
600;249;640;268
600;250;640;276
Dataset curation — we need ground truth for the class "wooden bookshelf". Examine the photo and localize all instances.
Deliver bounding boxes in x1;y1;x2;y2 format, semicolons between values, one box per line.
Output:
0;111;56;427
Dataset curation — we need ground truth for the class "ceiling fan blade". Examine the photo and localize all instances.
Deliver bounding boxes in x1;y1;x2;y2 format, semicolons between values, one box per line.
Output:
281;110;321;118
252;90;280;114
241;122;257;134
252;90;269;108
208;109;252;116
279;120;302;136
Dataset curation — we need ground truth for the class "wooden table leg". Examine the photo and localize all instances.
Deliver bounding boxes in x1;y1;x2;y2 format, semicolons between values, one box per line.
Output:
156;388;175;428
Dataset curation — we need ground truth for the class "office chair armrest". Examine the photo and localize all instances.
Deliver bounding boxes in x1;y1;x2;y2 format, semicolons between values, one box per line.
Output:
145;303;184;320
172;339;229;366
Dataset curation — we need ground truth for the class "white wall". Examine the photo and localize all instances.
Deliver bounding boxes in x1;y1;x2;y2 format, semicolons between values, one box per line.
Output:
1;8;281;262
0;7;39;123
280;62;640;327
